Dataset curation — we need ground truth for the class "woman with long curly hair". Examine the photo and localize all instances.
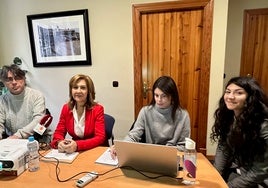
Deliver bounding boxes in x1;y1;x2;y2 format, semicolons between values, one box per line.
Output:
211;76;268;188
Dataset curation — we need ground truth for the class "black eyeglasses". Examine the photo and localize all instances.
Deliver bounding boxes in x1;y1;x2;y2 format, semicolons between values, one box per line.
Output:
4;76;23;83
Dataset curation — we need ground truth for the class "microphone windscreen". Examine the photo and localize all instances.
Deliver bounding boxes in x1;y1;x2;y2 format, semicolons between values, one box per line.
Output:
40;114;53;128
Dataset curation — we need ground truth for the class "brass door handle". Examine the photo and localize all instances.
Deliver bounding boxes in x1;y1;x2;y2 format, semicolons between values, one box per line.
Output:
143;82;151;99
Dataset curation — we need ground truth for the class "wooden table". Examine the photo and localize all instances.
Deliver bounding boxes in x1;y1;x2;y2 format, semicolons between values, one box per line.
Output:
0;147;227;188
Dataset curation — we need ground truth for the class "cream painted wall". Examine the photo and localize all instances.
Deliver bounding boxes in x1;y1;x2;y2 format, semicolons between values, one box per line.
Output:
224;0;268;86
0;0;228;155
206;0;228;155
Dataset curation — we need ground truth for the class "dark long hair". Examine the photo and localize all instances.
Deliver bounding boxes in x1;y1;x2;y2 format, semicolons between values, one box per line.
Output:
211;76;268;166
149;76;181;121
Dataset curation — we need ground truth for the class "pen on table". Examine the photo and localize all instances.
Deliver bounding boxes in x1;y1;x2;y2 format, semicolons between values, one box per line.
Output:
108;139;117;160
108;139;113;148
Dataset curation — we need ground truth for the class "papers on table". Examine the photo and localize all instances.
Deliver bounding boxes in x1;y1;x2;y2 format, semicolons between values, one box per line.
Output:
41;149;79;163
95;148;118;166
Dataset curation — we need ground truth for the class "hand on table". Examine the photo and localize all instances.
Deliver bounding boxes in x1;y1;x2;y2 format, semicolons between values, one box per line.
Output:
110;145;117;160
57;139;77;154
7;135;20;139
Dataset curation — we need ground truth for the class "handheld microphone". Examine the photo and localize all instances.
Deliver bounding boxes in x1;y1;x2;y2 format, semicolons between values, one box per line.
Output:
33;114;53;136
40;114;53;128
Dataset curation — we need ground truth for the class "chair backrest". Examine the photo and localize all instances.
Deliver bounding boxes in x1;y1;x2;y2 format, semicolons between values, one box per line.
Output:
104;114;115;146
129;120;146;143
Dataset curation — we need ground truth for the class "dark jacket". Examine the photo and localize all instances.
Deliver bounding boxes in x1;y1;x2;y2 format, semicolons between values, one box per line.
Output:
214;120;268;188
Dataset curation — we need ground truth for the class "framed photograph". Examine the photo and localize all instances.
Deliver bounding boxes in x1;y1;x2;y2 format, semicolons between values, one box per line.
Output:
27;9;91;67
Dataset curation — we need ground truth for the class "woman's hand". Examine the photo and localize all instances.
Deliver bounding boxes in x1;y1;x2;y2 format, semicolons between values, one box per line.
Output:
110;145;117;160
57;139;77;153
57;140;66;153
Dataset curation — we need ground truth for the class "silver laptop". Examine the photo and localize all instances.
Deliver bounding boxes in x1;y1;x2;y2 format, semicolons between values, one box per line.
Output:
114;140;178;177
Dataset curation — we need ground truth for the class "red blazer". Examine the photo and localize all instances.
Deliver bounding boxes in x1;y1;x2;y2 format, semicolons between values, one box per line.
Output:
50;103;105;151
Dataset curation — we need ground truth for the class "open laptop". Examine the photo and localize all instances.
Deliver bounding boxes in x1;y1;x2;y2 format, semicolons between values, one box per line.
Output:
114;140;178;177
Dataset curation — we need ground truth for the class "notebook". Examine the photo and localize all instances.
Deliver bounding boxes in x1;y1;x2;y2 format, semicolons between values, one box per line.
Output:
95;148;118;166
41;149;79;163
114;140;178;177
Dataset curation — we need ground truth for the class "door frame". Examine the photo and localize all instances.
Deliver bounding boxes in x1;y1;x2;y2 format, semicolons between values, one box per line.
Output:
240;8;268;95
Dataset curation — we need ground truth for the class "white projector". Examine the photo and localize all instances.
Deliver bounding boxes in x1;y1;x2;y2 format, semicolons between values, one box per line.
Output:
0;139;29;176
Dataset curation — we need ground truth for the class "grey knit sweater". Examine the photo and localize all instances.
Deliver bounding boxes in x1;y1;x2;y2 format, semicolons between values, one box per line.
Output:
124;105;191;146
0;87;46;139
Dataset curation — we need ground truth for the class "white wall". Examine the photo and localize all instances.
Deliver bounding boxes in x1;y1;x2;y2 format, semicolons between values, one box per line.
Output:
224;0;268;86
206;0;228;155
0;0;229;155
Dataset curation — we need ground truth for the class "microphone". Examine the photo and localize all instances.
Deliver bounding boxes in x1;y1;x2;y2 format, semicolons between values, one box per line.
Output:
39;114;53;129
33;114;53;136
33;109;53;143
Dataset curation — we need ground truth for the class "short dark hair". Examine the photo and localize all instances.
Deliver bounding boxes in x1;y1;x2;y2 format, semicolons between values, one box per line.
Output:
0;64;25;81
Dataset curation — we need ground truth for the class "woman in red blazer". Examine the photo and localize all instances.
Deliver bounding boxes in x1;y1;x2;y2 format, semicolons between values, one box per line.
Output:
50;74;105;153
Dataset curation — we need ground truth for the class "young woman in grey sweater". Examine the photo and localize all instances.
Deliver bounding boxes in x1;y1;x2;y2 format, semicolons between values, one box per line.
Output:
110;76;191;158
124;76;190;146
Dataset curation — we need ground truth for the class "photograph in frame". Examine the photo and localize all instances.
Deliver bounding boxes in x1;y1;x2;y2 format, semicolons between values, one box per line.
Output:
27;9;91;67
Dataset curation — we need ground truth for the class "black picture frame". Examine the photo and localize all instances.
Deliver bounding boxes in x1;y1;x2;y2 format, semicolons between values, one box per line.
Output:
27;9;91;67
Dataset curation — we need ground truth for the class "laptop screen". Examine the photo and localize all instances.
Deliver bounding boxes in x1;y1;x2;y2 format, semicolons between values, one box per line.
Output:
114;140;178;177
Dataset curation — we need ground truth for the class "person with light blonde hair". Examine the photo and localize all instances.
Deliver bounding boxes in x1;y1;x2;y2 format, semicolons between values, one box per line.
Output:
50;74;105;153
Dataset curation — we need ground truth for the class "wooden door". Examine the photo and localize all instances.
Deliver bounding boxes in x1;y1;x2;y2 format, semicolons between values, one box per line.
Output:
240;8;268;94
132;0;214;153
